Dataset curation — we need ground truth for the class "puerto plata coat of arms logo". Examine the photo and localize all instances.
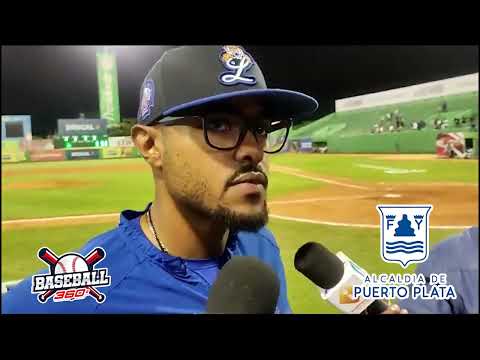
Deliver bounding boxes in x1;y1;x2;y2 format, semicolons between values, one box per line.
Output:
376;205;433;268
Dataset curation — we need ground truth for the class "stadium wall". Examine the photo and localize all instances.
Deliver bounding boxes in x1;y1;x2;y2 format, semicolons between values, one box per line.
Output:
1;136;141;163
335;73;478;112
325;130;478;154
326;130;440;153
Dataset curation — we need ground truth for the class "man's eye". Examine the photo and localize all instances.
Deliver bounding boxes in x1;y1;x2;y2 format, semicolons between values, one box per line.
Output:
255;126;267;136
207;119;232;132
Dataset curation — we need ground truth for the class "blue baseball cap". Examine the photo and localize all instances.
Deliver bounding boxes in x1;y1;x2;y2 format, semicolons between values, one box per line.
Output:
137;45;319;125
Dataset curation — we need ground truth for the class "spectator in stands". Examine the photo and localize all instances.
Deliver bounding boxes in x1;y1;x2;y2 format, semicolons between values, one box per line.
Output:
470;117;477;130
395;115;404;131
378;119;385;133
396;110;403;123
441;100;448;112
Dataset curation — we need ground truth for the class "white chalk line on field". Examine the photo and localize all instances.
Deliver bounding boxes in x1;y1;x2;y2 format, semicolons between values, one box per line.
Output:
2;212;471;230
269;195;369;205
2;213;118;225
270;166;370;191
269;214;471;230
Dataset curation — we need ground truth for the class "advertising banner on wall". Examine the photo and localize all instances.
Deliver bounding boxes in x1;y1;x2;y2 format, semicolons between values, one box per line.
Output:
107;136;134;147
30;150;66;162
66;149;100;160
27;139;55;152
1;140;25;162
101;146;138;159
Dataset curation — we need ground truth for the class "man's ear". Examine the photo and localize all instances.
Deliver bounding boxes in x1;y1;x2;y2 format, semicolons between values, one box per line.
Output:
131;125;164;168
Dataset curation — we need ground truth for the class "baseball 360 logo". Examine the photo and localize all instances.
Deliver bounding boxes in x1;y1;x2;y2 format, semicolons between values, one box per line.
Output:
31;247;111;304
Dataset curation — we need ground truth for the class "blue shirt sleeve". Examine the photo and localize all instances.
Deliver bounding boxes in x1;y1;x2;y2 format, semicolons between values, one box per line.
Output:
398;227;479;314
398;262;458;314
256;228;292;314
273;251;293;314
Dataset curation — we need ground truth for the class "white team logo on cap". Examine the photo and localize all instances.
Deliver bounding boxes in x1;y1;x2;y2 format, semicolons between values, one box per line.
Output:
139;79;155;121
219;45;257;86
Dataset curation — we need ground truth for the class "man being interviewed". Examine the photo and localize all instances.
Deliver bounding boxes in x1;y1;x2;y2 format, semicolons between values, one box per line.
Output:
3;45;318;314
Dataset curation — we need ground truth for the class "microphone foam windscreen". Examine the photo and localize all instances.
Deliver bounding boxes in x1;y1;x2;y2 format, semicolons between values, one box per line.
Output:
294;242;345;289
207;256;280;314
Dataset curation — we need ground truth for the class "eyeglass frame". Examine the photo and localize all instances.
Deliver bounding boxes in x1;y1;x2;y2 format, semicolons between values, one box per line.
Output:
147;115;292;154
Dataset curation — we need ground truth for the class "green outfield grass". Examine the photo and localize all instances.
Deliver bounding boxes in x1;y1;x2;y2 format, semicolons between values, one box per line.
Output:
269;153;479;184
1;158;322;220
1;219;463;313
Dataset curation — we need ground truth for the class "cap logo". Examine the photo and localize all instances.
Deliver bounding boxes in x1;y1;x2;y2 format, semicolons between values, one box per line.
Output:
218;46;257;86
139;79;155;121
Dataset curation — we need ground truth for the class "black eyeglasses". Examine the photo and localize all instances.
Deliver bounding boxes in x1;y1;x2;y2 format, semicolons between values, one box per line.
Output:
152;113;291;154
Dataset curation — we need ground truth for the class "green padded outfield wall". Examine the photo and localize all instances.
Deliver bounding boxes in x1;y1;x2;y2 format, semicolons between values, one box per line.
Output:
326;130;478;154
327;130;440;153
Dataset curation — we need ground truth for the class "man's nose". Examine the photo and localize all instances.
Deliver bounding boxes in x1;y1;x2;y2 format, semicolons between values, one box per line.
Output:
233;129;264;165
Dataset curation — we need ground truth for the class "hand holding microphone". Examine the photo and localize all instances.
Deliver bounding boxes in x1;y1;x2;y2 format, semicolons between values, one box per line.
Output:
294;242;408;315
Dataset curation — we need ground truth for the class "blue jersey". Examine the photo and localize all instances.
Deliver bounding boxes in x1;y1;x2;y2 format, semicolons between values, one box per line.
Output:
2;206;292;314
399;227;478;314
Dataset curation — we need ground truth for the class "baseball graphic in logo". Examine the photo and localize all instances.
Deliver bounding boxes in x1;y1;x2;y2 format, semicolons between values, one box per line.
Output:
31;247;111;304
218;45;257;86
55;254;89;274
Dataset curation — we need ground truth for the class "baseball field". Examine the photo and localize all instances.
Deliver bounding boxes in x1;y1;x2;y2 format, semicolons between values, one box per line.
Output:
1;153;478;313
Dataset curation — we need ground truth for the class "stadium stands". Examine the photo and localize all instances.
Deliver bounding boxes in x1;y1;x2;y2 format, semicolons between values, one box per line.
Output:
290;91;478;142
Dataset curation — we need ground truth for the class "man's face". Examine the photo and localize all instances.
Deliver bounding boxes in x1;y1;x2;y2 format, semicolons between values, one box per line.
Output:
157;101;270;231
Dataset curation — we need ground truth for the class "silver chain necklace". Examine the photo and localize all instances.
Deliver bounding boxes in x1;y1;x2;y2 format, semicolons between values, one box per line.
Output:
146;205;169;254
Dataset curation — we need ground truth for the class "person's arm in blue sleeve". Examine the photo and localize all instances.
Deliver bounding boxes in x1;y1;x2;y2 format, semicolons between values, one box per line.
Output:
398;227;478;314
398;261;458;314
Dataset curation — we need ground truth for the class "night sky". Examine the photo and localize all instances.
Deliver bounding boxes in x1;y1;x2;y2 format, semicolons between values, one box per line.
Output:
2;45;478;137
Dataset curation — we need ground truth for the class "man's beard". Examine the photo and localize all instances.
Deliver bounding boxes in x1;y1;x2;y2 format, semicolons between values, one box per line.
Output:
166;161;269;231
174;193;269;232
213;203;269;231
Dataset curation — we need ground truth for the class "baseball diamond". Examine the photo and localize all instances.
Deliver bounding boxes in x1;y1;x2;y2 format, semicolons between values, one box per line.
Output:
2;153;477;313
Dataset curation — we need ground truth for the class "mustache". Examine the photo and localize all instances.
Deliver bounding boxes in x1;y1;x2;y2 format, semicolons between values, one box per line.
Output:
225;163;269;190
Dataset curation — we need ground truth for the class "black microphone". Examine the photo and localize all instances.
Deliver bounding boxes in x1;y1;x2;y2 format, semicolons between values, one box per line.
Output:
294;242;388;315
206;256;280;314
